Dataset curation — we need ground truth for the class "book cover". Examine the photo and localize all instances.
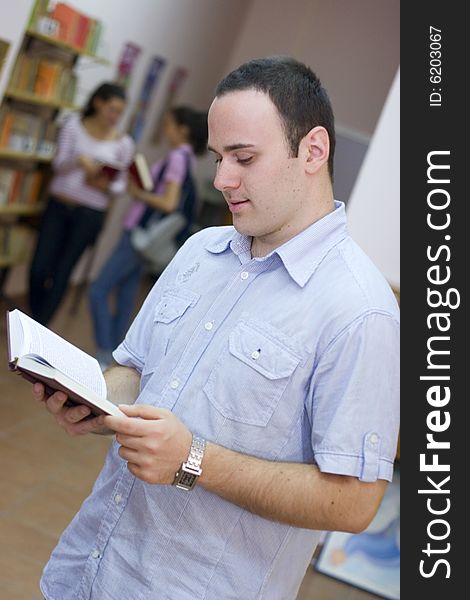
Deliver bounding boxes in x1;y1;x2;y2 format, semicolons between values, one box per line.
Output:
0;110;14;147
34;60;61;98
0;168;15;205
50;2;80;45
129;153;153;191
74;14;91;49
100;162;123;180
6;309;124;418
8;171;25;204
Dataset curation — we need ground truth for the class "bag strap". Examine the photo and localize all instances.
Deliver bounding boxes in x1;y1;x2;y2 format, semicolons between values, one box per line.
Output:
137;159;169;228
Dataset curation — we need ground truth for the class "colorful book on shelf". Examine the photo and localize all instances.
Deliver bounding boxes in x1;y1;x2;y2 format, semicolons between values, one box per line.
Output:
0;169;15;205
6;309;125;418
50;2;80;45
34;59;62;98
0;110;14;147
73;13;91;49
24;171;44;204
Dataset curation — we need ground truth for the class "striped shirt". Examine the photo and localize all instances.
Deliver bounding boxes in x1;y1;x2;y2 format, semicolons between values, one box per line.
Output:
49;114;135;211
123;143;194;230
40;202;400;600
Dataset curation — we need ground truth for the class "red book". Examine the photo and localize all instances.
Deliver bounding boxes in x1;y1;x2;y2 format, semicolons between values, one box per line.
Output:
74;14;91;49
100;163;122;180
50;2;80;44
129;153;153;191
100;153;153;191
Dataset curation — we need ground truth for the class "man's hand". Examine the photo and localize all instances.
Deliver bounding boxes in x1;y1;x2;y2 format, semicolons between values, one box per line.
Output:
104;404;192;485
33;382;109;436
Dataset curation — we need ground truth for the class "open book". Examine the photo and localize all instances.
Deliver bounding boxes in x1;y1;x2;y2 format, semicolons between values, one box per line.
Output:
6;309;124;417
100;152;153;192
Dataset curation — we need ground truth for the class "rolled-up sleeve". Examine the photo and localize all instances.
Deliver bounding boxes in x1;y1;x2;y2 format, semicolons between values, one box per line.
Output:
309;311;400;482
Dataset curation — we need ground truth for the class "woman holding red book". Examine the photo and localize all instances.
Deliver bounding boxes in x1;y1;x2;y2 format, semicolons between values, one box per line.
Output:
28;82;134;325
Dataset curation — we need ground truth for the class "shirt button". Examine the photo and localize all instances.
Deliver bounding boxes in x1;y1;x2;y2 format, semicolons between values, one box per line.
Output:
91;549;101;559
170;380;179;389
251;350;260;360
114;494;123;505
240;271;249;280
369;433;379;445
204;321;213;331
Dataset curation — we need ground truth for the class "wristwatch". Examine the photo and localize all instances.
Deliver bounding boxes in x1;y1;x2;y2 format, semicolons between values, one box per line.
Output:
173;435;206;491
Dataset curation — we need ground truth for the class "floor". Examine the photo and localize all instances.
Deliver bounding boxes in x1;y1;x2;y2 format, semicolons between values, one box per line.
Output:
0;282;382;600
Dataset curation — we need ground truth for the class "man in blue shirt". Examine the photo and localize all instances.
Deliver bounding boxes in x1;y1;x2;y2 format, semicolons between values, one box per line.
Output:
35;56;399;600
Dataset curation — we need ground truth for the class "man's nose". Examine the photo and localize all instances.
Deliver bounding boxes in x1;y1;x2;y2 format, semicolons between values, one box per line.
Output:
213;161;241;192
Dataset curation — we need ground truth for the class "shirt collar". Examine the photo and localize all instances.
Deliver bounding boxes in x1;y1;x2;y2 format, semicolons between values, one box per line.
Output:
205;201;348;287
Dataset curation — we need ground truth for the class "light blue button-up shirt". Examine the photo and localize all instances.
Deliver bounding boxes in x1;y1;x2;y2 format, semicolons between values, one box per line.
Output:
41;201;400;600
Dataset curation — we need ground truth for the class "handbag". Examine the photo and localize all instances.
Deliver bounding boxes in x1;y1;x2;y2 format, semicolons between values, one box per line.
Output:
130;151;197;270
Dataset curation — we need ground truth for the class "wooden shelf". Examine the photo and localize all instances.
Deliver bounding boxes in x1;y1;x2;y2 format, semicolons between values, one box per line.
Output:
0;203;45;216
4;88;79;111
0;148;53;163
25;28;109;65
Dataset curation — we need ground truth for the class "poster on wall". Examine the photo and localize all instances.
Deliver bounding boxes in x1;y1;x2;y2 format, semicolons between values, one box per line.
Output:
116;42;142;88
315;469;400;599
151;65;188;144
128;56;167;143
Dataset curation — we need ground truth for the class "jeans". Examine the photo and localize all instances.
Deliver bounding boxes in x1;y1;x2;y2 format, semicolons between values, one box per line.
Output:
29;197;105;325
89;231;144;352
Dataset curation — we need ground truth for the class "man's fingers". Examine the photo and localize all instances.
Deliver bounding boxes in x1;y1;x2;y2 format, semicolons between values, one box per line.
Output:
64;404;91;423
118;445;140;463
45;392;69;414
32;382;45;401
104;404;170;434
115;433;142;449
118;404;171;420
64;415;106;436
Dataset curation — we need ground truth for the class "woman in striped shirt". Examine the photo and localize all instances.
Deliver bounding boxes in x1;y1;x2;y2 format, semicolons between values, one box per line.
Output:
28;82;134;325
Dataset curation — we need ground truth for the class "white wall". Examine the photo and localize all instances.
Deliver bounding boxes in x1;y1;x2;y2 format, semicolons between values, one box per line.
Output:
347;69;400;288
224;0;400;138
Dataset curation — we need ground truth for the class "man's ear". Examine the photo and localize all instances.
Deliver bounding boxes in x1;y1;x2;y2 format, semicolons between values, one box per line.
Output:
300;126;330;174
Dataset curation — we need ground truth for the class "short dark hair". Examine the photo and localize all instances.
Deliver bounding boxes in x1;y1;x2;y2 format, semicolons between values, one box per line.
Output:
215;56;335;178
82;82;127;118
170;106;208;156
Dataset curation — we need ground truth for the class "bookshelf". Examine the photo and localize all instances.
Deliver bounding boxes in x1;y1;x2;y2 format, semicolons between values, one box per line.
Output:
24;28;109;64
3;88;79;111
0;1;107;303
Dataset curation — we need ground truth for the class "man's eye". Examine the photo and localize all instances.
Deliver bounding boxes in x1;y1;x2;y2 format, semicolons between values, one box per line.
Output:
214;157;222;165
237;156;253;164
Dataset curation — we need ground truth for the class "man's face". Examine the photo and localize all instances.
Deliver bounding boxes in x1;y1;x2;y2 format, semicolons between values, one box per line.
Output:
208;90;309;250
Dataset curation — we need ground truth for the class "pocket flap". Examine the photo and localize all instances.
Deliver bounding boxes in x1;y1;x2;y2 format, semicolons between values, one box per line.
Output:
153;288;199;324
229;322;300;380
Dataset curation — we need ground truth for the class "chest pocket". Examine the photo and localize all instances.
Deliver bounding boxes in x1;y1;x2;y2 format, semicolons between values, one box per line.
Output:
204;321;301;427
142;288;199;380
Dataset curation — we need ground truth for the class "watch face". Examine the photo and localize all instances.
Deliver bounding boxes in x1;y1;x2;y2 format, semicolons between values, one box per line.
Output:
177;471;196;490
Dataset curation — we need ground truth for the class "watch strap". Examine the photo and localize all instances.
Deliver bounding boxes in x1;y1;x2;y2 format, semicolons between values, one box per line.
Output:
173;435;206;491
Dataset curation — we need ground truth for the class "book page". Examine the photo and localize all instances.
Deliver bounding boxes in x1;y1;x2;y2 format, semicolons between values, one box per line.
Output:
6;309;26;360
14;310;107;399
